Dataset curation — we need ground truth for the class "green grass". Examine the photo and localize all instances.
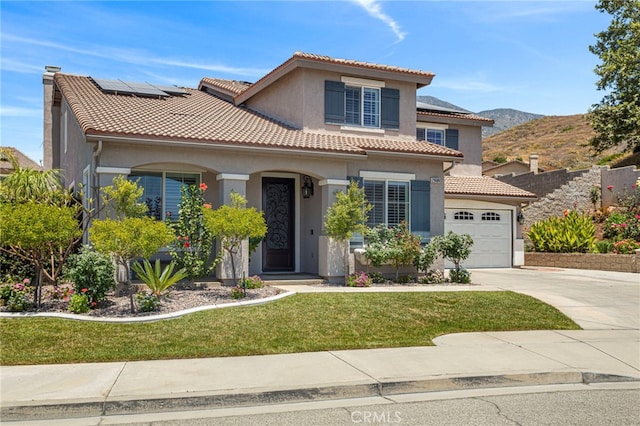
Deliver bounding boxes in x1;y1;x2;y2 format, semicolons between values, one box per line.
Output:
0;292;580;365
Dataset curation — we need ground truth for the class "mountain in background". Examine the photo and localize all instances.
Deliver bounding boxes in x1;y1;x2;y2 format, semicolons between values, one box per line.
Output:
416;96;543;138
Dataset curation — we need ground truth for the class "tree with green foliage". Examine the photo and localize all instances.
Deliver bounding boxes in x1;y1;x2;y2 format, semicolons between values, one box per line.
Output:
205;192;267;287
90;217;174;312
364;222;422;282
100;175;148;219
323;180;372;284
167;183;217;282
431;231;474;282
0;202;82;307
587;0;640;153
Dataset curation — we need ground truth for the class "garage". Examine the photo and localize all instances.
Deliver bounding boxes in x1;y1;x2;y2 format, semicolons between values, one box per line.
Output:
444;208;512;268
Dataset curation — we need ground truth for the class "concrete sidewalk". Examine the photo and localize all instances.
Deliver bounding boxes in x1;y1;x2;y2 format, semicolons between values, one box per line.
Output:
1;267;639;422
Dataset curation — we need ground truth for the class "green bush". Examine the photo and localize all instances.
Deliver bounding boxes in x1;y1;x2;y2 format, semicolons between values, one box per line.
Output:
0;252;36;284
449;268;471;284
346;272;372;287
367;271;386;284
64;246;116;306
231;286;246;299
131;259;188;297
242;275;265;289
135;292;160;312
528;211;596;253
414;241;438;273
594;239;615;254
418;270;445;284
364;222;422;282
68;293;89;314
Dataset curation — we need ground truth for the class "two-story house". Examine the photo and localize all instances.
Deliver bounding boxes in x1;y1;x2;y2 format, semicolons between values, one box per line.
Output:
43;52;533;281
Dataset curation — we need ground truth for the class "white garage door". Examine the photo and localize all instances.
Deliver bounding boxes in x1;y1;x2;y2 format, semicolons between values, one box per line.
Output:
444;209;512;268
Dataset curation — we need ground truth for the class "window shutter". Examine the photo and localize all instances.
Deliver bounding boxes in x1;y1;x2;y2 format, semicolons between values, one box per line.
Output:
416;128;426;141
410;180;430;241
380;88;400;129
445;129;459;150
325;80;345;124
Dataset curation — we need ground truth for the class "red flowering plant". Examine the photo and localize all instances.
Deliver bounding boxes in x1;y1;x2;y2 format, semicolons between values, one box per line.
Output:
167;183;218;282
602;183;640;244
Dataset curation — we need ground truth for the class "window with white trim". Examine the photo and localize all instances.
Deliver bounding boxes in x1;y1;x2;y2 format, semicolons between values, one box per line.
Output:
364;180;409;228
128;171;200;221
416;128;444;145
325;80;399;129
345;86;380;128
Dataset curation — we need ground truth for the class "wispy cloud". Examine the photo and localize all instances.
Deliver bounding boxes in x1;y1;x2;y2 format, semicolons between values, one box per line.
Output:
0;106;41;117
469;2;593;23
2;33;269;78
432;75;512;93
351;0;406;43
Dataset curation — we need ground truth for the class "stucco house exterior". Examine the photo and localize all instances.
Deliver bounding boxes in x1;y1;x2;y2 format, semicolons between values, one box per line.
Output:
42;52;533;280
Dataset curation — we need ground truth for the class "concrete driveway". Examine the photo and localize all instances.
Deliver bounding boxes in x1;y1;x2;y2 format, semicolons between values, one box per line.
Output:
470;267;640;330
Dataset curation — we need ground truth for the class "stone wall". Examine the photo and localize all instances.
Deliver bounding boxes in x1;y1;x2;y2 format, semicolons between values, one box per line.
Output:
521;167;602;233
525;251;639;273
496;168;589;198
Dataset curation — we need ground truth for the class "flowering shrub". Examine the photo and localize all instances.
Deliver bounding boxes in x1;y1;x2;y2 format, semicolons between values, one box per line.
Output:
68;293;90;314
613;239;640;254
449;268;471;284
242;275;264;289
418;270;445;284
167;183;217;281
135;291;160;312
231;285;246;299
46;284;75;301
346;272;372;287
528;210;596;253
0;279;32;312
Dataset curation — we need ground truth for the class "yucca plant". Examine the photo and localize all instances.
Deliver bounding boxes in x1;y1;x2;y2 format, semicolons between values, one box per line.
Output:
131;259;188;297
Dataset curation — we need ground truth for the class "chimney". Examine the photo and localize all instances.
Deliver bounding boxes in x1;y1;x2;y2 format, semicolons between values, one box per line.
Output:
43;66;61;170
529;154;539;174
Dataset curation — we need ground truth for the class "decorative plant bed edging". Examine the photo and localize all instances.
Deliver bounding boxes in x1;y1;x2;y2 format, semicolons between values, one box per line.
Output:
525;251;640;273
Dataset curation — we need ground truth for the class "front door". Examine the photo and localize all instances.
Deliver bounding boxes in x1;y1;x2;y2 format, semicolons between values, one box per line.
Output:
262;177;295;271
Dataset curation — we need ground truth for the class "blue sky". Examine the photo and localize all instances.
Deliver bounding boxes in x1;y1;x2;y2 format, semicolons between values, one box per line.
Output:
1;1;608;165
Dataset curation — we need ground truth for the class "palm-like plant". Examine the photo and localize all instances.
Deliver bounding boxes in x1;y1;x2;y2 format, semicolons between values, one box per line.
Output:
131;259;188;297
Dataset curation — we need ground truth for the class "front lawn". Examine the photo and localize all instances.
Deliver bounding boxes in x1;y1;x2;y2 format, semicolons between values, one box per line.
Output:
0;292;580;365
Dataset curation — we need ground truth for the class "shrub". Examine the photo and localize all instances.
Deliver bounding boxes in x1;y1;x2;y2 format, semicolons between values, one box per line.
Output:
135;292;160;312
613;239;640;254
346;272;372;287
231;286;246;299
364;222;422;282
449;268;471;284
0;252;36;284
418;270;445;284
242;275;264;289
0;280;32;312
68;293;90;314
594;239;615;254
131;259;188;297
64;246;116;305
46;284;75;301
528;211;596;253
367;271;386;284
414;241;438;274
431;232;473;270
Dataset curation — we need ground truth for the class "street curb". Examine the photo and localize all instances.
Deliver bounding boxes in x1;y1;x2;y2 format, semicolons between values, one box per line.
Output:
3;371;638;421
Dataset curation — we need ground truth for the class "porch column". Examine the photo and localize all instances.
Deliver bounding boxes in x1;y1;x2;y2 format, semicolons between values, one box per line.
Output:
318;179;350;283
215;173;250;285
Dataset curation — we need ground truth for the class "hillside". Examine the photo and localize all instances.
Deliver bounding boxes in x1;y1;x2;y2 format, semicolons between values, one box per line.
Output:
477;109;544;138
416;96;543;138
482;114;624;170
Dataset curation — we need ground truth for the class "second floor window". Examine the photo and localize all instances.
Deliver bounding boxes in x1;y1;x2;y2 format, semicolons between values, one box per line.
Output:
325;80;398;129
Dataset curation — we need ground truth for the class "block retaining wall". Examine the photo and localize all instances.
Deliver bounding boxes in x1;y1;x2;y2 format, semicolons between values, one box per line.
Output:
525;251;639;273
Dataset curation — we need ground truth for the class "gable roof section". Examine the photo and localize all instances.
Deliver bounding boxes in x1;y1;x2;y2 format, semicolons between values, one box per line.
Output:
54;73;461;159
417;109;494;127
0;147;41;174
233;52;435;105
445;175;536;199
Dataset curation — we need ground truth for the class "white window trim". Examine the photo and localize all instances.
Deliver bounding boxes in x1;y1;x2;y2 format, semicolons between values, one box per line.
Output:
362;178;411;229
417;123;448;130
360;171;415;181
341;76;385;88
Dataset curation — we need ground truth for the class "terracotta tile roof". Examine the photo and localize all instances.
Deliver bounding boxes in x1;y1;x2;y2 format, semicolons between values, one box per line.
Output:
198;77;250;96
54;73;461;159
0;147;41;173
417;110;494;125
234;52;435;104
445;175;536;199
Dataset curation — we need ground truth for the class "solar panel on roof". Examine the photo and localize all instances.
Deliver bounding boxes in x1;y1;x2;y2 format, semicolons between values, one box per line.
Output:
92;78;184;98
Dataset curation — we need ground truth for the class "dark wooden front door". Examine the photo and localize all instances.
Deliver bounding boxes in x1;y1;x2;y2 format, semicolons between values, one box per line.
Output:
262;178;295;271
